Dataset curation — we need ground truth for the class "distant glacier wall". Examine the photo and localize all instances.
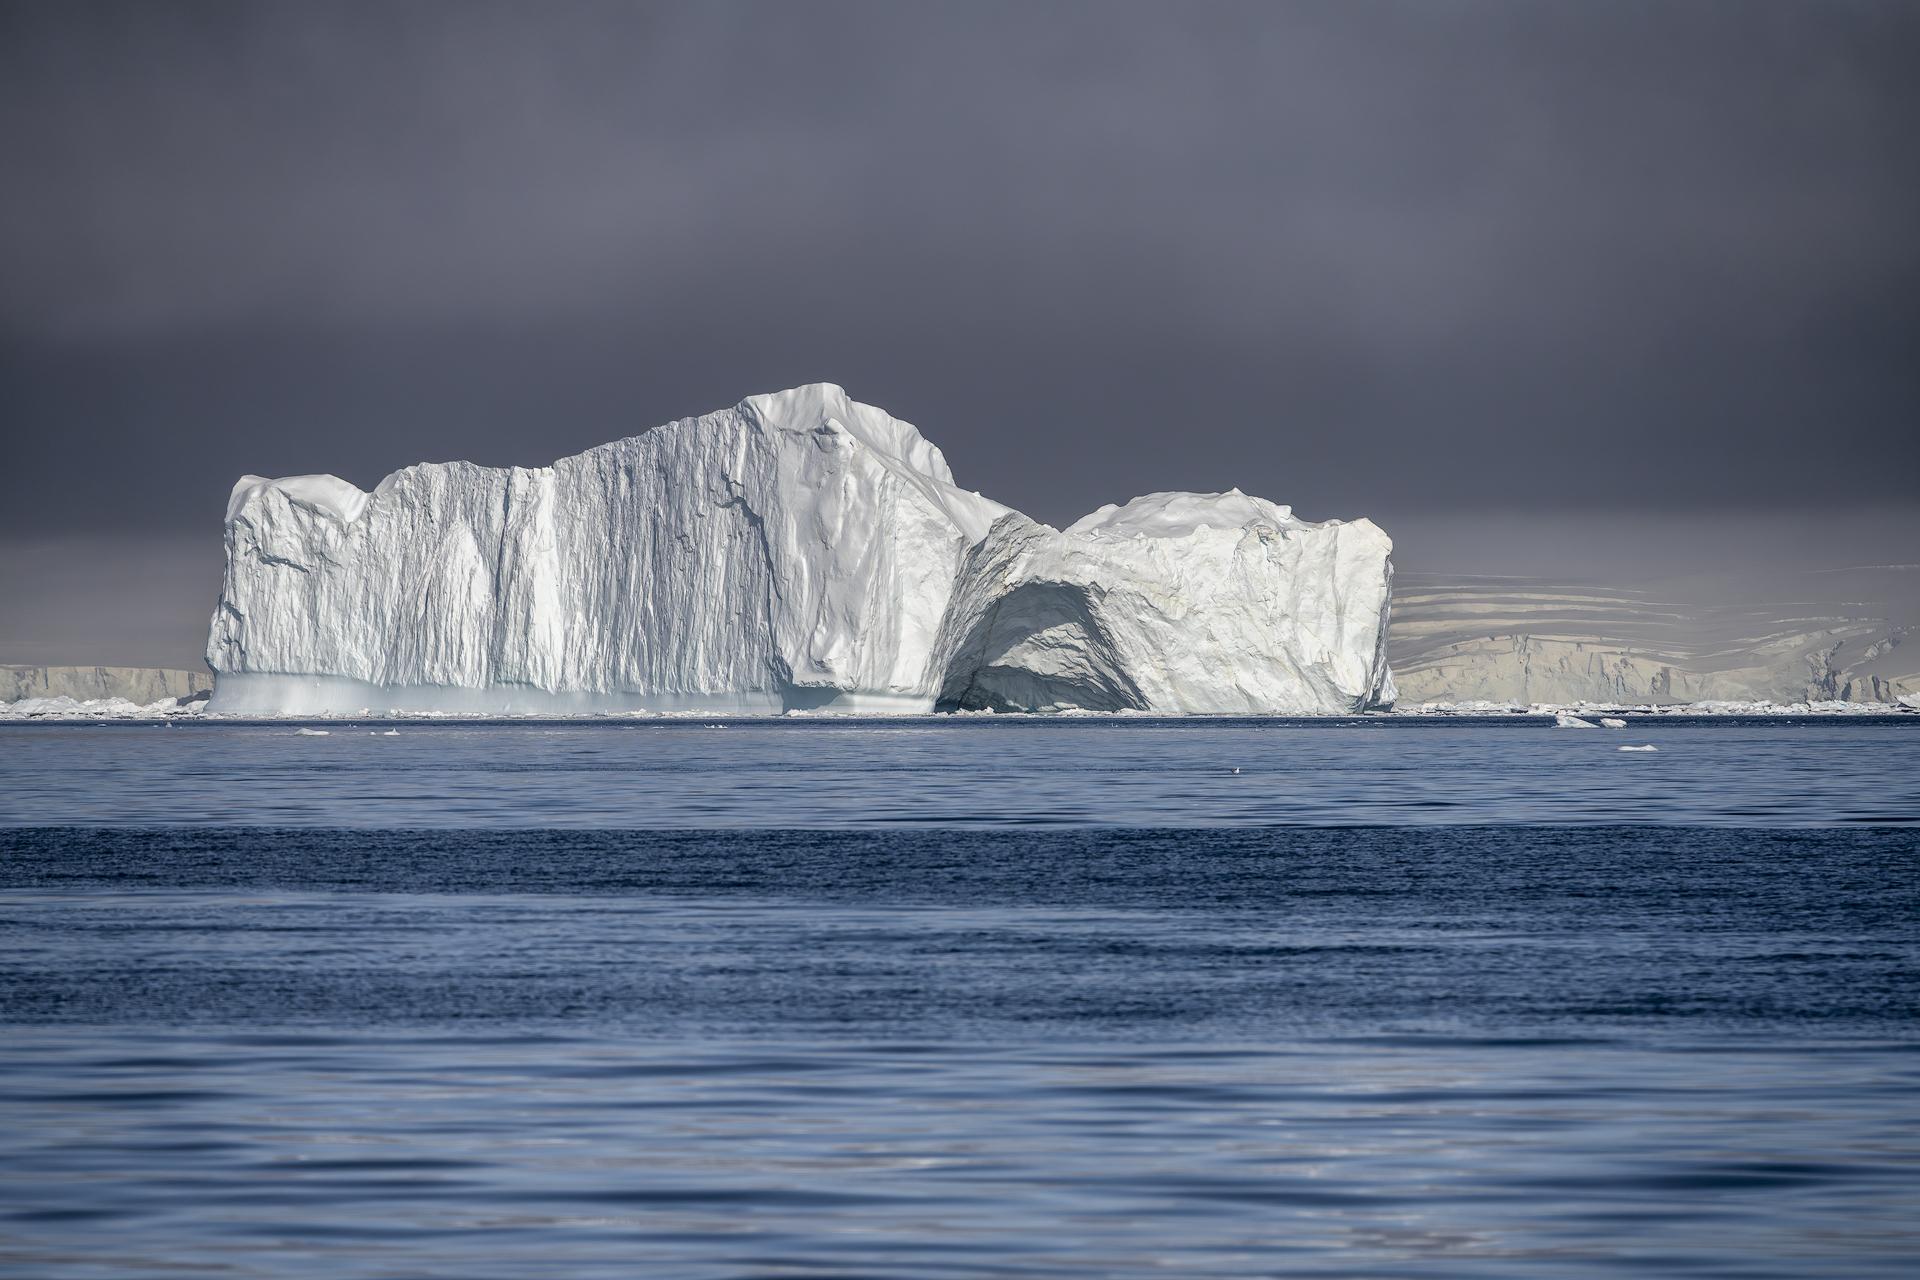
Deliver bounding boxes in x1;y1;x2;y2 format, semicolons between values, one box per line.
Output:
206;384;1399;715
3;665;212;705
1387;569;1919;705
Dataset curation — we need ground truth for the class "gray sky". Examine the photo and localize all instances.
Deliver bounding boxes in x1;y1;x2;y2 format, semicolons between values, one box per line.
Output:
3;1;1917;667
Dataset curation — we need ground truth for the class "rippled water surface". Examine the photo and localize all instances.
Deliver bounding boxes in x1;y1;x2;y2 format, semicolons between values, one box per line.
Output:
2;720;1917;1277
3;715;1918;826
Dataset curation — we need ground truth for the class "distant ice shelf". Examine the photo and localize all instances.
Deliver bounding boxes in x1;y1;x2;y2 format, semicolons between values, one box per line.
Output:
1387;568;1919;707
2;665;211;704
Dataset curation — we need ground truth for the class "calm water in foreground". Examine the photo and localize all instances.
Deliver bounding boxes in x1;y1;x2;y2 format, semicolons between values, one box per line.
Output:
2;718;1917;1277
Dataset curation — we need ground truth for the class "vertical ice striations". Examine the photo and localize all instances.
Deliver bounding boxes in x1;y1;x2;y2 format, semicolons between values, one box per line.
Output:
207;387;1398;715
931;491;1397;714
208;384;1010;713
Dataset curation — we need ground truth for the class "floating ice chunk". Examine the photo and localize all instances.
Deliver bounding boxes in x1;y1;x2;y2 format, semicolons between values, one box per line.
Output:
1599;717;1627;728
0;694;206;720
293;727;330;736
1554;712;1599;728
1617;744;1659;752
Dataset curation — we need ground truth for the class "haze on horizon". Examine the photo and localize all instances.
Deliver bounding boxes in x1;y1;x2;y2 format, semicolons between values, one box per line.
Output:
2;0;1916;670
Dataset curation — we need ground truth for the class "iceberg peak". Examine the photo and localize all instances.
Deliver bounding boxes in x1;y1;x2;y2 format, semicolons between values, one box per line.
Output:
226;473;371;524
1065;489;1313;541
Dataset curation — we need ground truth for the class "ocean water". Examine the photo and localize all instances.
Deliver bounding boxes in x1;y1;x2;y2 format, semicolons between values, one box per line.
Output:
4;715;1918;827
2;719;1917;1277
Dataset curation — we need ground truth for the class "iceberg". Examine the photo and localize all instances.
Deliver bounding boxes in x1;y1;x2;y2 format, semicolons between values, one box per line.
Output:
209;385;1008;714
207;385;1396;716
930;492;1395;714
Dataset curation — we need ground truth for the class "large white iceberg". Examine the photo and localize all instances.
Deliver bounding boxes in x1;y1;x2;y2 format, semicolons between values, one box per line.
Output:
207;385;1396;715
931;492;1395;713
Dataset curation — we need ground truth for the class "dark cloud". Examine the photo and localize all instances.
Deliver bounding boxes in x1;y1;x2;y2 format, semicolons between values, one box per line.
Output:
2;1;1917;663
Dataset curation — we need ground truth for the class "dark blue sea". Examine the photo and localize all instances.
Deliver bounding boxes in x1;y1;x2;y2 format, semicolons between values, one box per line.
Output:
2;717;1917;1277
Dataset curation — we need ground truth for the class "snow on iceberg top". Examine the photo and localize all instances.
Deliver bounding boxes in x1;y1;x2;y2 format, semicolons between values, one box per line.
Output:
222;383;1006;541
226;473;371;524
1065;489;1384;549
1068;489;1299;539
726;383;1008;543
737;383;957;485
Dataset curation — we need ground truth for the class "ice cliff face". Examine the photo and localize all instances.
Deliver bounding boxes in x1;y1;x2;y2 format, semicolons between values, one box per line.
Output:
210;385;1008;713
932;492;1395;714
208;385;1398;715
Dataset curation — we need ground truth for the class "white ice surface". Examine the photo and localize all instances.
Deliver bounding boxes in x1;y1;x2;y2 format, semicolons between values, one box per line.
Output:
207;389;1399;717
931;491;1395;714
225;474;371;524
209;385;1009;715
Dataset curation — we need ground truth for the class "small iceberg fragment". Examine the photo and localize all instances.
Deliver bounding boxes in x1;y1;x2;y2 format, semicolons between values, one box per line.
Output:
1617;744;1659;752
294;727;330;736
1554;712;1599;728
383;729;400;736
1600;717;1627;728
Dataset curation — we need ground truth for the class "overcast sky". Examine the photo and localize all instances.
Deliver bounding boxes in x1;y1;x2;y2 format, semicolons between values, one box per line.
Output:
3;0;1916;667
